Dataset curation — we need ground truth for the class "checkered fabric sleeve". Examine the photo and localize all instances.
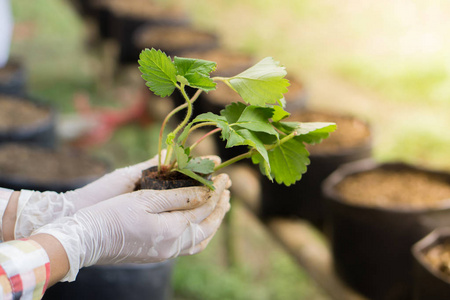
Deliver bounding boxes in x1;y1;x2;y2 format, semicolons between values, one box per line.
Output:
0;239;50;300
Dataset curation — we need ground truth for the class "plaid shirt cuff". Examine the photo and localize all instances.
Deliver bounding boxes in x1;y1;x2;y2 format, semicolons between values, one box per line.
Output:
0;239;50;300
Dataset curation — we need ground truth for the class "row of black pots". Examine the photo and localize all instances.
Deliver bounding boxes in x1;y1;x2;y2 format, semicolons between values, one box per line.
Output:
254;105;450;299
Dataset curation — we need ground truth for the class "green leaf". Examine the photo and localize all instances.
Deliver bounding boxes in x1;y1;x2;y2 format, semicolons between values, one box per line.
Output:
292;122;337;144
176;169;215;190
186;157;215;174
174;57;217;91
190;112;231;140
220;102;247;124
267;138;310;186
227;57;290;106
138;48;177;97
271;105;290;122
235;106;278;136
229;129;269;165
174;146;189;169
251;152;273;181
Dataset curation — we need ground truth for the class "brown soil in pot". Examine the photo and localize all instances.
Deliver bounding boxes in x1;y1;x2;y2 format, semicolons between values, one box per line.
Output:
0;95;51;131
0;144;107;184
135;26;217;52
289;111;371;153
97;0;185;20
423;239;450;278
336;168;450;209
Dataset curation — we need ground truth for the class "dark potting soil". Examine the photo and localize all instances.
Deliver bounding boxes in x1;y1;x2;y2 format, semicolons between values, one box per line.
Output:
0;144;107;184
139;166;204;190
0;64;19;82
289;111;371;153
423;240;450;278
0;95;51;131
136;26;216;51
336;168;450;209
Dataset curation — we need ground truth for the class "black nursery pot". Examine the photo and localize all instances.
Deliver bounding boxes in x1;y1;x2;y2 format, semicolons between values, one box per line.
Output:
0;60;27;96
0;94;56;148
412;227;450;300
260;110;372;228
322;160;450;300
43;261;175;300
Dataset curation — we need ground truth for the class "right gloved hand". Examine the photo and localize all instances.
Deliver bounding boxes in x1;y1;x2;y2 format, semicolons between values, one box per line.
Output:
32;173;231;282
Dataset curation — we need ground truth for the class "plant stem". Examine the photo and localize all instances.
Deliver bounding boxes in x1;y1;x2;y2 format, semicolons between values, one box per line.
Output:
212;77;236;92
190;89;203;104
266;130;299;151
214;151;254;172
157;101;187;171
182;122;218;145
189;128;221;152
214;131;299;172
164;84;198;166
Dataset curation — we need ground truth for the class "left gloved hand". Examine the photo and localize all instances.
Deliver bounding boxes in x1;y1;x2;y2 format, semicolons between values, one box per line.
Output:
12;152;166;240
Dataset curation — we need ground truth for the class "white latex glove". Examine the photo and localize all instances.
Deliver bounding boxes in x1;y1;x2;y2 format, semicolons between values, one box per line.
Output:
32;173;231;282
0;0;13;68
14;151;166;239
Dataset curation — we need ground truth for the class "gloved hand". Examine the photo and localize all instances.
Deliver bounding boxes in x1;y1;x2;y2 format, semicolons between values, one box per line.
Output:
32;173;231;282
13;152;166;240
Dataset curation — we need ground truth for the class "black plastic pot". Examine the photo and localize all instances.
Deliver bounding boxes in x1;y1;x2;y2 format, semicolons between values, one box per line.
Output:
260;110;372;228
412;227;450;300
0;94;56;147
322;160;450;300
0;60;27;96
43;261;175;300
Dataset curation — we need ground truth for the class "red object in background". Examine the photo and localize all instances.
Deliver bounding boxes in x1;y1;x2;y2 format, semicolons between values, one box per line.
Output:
71;88;153;147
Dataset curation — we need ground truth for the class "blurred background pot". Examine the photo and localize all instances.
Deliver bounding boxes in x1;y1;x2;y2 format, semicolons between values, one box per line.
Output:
134;25;219;60
0;94;56;147
104;0;190;63
322;160;450;300
260;110;372;228
0;59;27;96
412;227;450;300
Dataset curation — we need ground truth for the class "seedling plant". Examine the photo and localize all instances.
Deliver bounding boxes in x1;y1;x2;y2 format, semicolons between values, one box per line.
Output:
138;48;336;189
